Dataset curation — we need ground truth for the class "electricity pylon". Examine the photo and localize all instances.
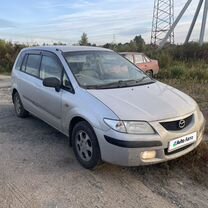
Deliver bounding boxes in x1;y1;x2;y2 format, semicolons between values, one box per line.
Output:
158;0;208;48
151;0;175;45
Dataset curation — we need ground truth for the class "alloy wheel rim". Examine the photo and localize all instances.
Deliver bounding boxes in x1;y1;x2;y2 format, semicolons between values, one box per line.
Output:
75;130;93;162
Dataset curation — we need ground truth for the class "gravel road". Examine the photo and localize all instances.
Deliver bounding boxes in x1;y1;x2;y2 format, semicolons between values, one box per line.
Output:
0;75;11;88
0;84;208;208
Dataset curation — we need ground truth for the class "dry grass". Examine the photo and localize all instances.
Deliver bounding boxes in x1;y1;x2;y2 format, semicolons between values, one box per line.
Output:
159;79;208;185
166;141;208;187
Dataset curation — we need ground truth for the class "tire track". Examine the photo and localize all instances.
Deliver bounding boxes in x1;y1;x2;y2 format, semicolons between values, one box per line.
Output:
5;182;39;208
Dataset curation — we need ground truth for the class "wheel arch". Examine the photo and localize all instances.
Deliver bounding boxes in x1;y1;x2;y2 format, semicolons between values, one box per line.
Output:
147;69;154;77
69;116;92;146
12;88;18;103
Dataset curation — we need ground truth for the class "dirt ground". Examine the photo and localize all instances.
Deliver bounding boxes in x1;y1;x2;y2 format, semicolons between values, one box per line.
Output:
0;85;208;208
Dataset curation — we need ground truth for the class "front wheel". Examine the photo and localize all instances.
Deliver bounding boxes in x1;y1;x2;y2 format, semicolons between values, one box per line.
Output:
72;121;101;169
13;92;29;118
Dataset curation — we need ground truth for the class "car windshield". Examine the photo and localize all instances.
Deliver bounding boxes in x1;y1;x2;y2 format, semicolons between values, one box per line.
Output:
64;51;154;89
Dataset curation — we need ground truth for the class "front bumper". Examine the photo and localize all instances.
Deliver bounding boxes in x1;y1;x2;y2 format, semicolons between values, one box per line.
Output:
94;111;205;166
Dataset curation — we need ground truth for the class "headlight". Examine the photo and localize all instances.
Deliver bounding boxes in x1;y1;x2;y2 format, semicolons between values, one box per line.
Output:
103;119;126;133
104;119;155;134
123;121;155;134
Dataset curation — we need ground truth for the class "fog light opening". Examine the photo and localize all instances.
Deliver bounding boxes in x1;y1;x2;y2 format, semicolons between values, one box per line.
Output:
141;150;156;160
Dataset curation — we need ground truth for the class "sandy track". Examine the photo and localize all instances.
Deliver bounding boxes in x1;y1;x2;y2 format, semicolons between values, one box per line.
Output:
0;87;207;208
0;75;10;88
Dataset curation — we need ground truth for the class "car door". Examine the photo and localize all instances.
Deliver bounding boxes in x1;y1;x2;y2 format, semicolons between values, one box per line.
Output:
60;72;76;135
18;51;43;116
134;54;146;72
143;55;152;71
37;52;63;130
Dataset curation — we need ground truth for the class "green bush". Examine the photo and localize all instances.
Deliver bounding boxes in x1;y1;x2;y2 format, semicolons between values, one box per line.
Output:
157;52;172;68
0;40;25;74
157;68;171;79
188;68;208;81
157;61;208;81
170;65;186;79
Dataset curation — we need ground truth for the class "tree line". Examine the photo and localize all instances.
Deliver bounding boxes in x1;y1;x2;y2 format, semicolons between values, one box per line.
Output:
0;33;208;73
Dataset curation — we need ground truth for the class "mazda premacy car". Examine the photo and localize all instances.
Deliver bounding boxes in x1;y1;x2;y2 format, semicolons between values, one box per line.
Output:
11;46;205;169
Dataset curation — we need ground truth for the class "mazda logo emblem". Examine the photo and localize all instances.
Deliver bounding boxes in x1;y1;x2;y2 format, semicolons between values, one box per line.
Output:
178;119;186;129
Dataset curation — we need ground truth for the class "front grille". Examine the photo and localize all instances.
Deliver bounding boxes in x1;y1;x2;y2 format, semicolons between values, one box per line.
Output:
160;114;193;131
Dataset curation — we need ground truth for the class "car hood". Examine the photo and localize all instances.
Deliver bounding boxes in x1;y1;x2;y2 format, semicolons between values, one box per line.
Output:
87;82;197;121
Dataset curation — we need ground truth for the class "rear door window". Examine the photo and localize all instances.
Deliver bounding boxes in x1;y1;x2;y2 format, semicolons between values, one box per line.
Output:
40;55;63;81
25;54;41;77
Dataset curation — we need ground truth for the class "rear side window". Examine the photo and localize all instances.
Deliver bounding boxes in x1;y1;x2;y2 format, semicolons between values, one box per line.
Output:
40;55;63;80
25;54;41;77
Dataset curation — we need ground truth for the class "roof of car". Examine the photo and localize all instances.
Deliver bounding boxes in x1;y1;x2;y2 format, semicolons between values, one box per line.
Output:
22;46;112;53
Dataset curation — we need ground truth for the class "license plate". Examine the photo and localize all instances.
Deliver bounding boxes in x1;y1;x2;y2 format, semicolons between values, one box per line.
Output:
168;132;197;152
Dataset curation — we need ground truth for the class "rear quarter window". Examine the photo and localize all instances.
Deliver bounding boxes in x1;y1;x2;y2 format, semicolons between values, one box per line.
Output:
15;52;25;71
21;54;28;72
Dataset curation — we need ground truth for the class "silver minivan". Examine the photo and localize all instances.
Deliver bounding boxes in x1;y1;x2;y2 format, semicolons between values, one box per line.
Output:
11;46;205;169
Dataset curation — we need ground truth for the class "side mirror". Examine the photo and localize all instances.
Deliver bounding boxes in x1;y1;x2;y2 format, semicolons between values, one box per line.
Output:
43;77;61;92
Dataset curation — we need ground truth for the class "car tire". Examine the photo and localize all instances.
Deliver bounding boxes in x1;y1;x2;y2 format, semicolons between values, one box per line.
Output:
72;121;101;169
13;92;29;118
147;70;153;78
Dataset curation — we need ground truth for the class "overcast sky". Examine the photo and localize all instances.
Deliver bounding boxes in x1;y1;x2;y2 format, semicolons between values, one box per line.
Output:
0;0;207;45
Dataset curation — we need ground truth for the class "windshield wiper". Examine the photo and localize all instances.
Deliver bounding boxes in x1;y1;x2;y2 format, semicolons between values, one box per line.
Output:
96;80;127;89
85;77;154;89
125;77;147;85
123;76;154;86
85;80;127;89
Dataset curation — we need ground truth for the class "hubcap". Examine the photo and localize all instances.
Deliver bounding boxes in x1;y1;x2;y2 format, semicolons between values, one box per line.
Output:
75;130;93;161
15;95;21;114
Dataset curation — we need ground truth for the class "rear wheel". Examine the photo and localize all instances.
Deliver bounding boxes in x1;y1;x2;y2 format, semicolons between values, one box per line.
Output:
13;92;29;118
72;121;101;169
